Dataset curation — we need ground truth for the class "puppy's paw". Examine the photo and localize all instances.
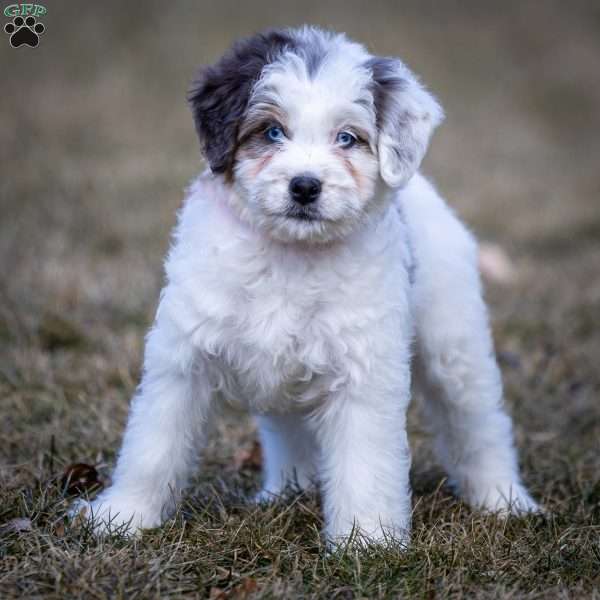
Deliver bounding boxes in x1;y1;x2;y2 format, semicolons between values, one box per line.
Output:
469;482;540;516
69;491;162;536
253;489;280;505
326;520;411;551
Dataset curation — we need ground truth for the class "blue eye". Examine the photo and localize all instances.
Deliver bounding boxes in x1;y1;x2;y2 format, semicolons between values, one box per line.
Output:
265;126;285;143
336;131;357;148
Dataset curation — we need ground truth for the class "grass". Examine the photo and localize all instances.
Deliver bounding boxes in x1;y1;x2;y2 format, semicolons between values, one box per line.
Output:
1;1;600;598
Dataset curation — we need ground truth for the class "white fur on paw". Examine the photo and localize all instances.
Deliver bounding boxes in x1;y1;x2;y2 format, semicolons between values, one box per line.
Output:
68;493;161;536
326;520;411;550
253;489;280;504
471;482;540;516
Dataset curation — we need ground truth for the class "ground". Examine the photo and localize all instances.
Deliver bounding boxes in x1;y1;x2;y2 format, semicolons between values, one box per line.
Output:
1;1;599;598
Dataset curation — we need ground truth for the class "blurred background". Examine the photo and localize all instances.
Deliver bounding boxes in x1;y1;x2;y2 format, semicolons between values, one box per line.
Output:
1;0;599;498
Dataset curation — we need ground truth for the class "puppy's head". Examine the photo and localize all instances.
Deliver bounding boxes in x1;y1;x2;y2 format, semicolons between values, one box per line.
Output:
189;27;443;243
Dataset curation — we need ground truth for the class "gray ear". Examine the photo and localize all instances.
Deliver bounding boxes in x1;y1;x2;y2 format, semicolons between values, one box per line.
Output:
188;30;295;177
368;57;444;188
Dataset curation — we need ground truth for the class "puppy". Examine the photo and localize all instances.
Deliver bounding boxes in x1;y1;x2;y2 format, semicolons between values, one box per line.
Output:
75;26;538;545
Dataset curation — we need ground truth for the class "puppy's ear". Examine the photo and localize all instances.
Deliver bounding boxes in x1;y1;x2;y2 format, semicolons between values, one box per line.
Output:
368;57;444;188
188;30;294;178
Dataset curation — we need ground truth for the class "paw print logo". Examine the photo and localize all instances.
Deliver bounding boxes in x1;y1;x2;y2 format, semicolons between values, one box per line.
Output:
4;15;45;48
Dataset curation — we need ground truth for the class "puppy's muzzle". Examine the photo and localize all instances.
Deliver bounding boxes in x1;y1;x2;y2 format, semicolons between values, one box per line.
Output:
289;175;321;205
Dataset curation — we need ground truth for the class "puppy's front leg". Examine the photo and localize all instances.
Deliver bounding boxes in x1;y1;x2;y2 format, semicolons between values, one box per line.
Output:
73;315;210;535
314;372;412;546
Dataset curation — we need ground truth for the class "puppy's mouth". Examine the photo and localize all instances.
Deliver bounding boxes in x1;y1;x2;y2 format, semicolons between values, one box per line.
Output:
284;205;322;222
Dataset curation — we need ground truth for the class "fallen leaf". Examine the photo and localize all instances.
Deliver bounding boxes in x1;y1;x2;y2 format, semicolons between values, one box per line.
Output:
233;578;259;598
61;463;103;496
233;441;262;472
208;577;259;599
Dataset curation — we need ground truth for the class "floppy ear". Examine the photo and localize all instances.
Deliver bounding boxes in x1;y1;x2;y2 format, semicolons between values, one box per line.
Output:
368;57;444;188
188;30;294;177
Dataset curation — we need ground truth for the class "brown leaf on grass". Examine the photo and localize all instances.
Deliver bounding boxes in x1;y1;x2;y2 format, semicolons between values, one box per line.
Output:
210;578;259;599
0;518;32;533
61;463;103;496
53;522;66;538
233;440;262;472
232;578;259;598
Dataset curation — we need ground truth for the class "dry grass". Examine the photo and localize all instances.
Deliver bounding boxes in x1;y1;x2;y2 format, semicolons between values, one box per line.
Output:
1;1;599;598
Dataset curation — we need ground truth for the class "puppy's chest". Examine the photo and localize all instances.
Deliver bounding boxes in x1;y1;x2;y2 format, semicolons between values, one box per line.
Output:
213;267;353;386
192;248;403;410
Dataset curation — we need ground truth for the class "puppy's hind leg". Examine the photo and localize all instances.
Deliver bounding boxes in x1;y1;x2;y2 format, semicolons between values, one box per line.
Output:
254;413;317;502
403;177;538;515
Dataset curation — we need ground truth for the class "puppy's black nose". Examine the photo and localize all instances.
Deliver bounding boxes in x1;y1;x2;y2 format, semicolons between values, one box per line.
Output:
289;175;321;205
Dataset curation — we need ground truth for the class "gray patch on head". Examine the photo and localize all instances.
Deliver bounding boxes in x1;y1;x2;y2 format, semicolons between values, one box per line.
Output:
285;26;333;78
365;57;409;128
188;29;297;176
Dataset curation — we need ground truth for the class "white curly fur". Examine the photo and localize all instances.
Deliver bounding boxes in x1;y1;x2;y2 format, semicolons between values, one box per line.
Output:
73;27;538;545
